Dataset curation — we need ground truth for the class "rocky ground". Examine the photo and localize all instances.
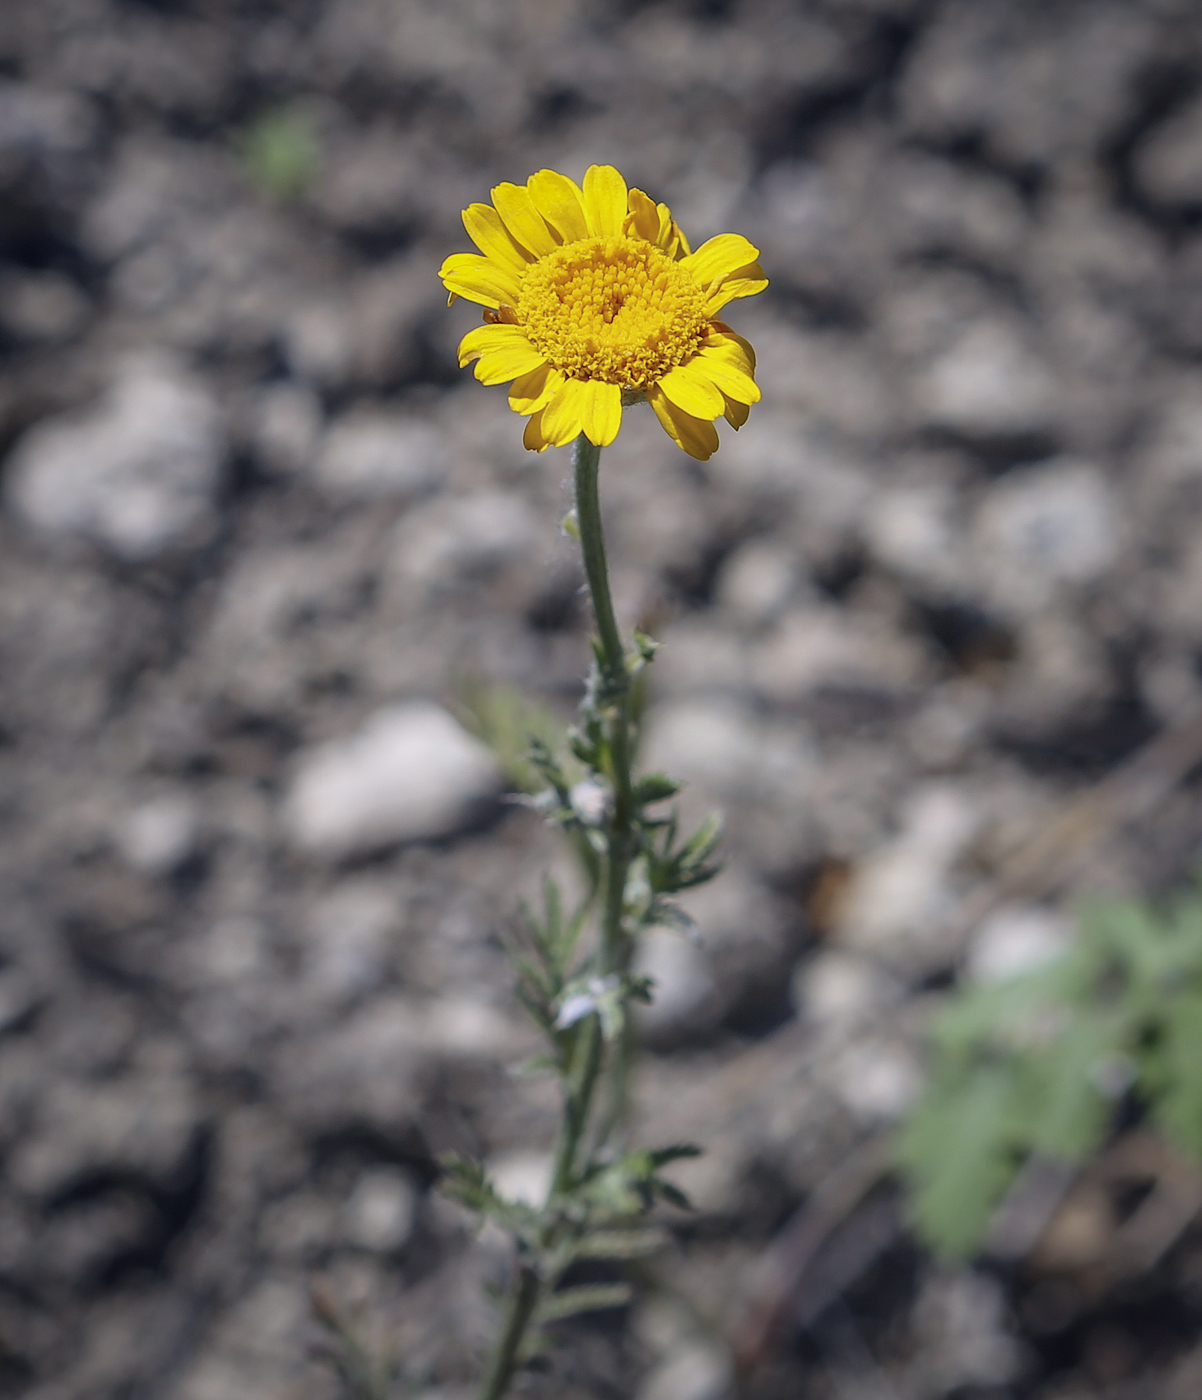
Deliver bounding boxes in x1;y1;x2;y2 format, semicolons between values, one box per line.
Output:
3;0;1202;1396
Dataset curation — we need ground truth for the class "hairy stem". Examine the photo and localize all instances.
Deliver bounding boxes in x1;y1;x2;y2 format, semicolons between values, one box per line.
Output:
478;1266;541;1400
478;437;639;1400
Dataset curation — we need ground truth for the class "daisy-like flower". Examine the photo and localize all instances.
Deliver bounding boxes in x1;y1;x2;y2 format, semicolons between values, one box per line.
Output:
439;165;767;461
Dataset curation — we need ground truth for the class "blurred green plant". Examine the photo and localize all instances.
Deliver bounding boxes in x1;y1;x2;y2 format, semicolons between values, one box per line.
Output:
897;882;1202;1260
237;105;320;202
455;681;581;796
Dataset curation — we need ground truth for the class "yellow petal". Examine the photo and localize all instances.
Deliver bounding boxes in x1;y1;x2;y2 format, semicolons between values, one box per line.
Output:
527;169;589;243
579;380;623;447
439;252;522;309
473;338;548;386
647;386;719;461
509;363;564;414
490;182;558;258
582;164;628;239
457;323;528;367
462;203;531;271
721;392;751;430
692;348;761;405
625;188;661;243
705;323;757;375
657;360;726;419
704;263;769;315
524;409;554;453
681;233;761;287
540;377;590;446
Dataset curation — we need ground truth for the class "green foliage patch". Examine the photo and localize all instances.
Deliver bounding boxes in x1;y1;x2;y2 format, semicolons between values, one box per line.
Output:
897;882;1202;1259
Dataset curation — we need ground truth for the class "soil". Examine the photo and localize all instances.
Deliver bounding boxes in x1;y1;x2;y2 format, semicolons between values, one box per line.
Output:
2;1;1202;1397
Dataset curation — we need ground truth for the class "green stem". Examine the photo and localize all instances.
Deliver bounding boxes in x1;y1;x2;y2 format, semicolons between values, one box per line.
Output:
478;1266;541;1400
477;437;639;1400
573;436;636;974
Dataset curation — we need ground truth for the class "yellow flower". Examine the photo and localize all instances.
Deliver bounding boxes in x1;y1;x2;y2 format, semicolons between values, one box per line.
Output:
439;165;767;461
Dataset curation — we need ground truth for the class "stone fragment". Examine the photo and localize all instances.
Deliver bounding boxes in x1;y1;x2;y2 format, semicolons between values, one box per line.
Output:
6;354;224;558
1136;95;1202;206
972;458;1121;615
114;794;199;876
283;702;502;858
342;1167;418;1252
313;410;445;500
916;320;1055;438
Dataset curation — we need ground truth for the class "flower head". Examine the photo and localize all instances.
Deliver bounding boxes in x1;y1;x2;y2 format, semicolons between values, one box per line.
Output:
439;166;767;461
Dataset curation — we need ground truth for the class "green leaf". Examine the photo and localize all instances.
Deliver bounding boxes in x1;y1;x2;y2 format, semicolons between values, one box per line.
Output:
573;1229;668;1260
539;1284;632;1323
635;772;683;805
455;682;576;795
1152;992;1202;1162
1022;1015;1118;1161
896;1063;1022;1260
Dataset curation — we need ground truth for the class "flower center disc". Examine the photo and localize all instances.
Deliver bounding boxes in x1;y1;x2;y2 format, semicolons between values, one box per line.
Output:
518;236;708;389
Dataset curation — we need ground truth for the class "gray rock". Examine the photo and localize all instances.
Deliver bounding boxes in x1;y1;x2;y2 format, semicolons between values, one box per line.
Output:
1136;95;1202;206
6;354;224;558
972;458;1121;615
114;793;199;876
915;319;1055;438
246;382;322;477
342;1166;419;1252
9;1070;201;1197
314;409;445;500
714;539;802;625
283;701;502;858
637;1340;731;1400
635;928;719;1040
387;490;541;601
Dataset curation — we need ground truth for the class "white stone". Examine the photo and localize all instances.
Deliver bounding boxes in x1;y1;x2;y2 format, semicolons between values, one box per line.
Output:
487;1150;553;1208
6;354;224;558
635;927;718;1038
973;458;1121;614
115;793;199;875
794;950;898;1032
305;878;399;997
830;1041;921;1123
388;490;539;598
1136;94;1202;205
917;319;1054;437
641;696;813;807
283;701;502;858
249;382;321;476
910;1270;1022;1391
314;410;445;500
342;1166;418;1251
752;605;927;702
864;482;961;589
637;1340;731;1400
715;538;800;624
968;904;1073;983
839;784;982;958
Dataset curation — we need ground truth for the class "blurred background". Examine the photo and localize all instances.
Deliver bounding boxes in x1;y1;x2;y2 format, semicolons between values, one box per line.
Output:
4;0;1202;1396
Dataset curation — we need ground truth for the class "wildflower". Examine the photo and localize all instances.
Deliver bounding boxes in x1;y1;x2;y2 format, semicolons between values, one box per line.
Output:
439;165;767;461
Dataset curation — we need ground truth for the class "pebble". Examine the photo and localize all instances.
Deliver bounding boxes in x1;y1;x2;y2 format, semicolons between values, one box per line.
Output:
973;458;1121;614
967;904;1073;983
636;1339;731;1400
342;1166;419;1252
916;319;1055;438
114;793;199;876
6;354;224;558
282;701;502;859
1135;93;1202;206
313;409;445;500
